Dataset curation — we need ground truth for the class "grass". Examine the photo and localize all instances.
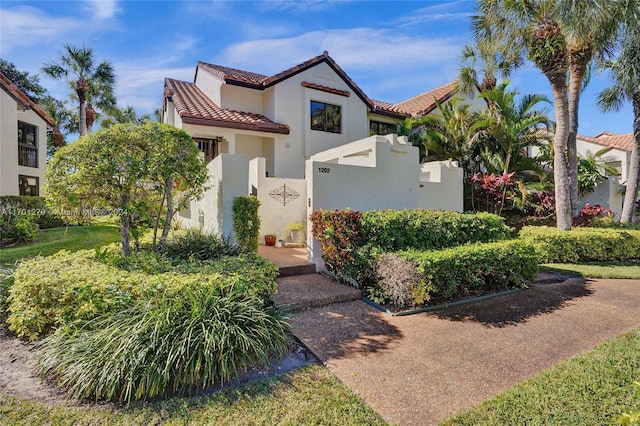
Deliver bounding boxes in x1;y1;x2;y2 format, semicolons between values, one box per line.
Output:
541;261;640;279
441;327;640;426
0;366;386;426
0;222;120;267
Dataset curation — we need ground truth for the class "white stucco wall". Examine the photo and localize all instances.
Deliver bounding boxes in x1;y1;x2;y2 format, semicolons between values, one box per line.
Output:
576;139;630;183
194;67;223;105
180;154;249;238
418;160;464;212
580;176;623;219
1;89;48;196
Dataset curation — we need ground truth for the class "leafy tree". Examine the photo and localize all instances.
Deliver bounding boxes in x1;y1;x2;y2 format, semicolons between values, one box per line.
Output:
598;28;640;223
42;44;116;136
0;59;48;103
40;96;74;158
142;122;208;251
101;105;152;128
477;82;552;175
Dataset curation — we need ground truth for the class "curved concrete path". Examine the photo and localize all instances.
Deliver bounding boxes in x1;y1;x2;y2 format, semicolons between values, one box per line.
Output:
290;278;640;425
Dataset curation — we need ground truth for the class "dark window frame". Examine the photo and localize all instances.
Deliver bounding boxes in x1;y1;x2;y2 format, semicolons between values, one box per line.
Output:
18;121;38;168
18;175;39;196
310;100;342;134
370;120;397;136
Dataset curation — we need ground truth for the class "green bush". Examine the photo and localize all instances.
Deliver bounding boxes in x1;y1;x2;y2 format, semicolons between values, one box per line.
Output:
163;229;240;260
0;213;39;244
232;196;261;253
519;226;640;263
373;240;538;307
310;209;365;275
361;209;511;252
34;283;291;403
0;195;65;229
0;267;14;323
7;249;279;340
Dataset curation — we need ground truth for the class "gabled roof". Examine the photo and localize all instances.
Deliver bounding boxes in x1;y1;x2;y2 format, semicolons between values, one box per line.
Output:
579;131;634;153
198;51;374;108
164;78;289;134
0;72;55;127
392;82;457;118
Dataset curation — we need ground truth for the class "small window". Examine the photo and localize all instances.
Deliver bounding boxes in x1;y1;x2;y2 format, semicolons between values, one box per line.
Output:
370;120;397;135
18;122;38;168
18;175;39;196
310;101;341;133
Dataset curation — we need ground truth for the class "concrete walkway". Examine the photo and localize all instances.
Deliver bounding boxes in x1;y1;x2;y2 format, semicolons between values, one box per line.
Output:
290;278;640;425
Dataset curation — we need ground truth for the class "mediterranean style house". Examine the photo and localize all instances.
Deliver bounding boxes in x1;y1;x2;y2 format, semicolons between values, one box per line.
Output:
0;73;54;197
576;131;634;184
161;51;458;179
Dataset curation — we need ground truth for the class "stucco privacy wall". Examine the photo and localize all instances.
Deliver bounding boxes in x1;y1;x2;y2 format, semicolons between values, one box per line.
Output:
179;154;249;238
581;176;623;218
306;134;463;267
418;160;464;212
249;157;307;242
0;89;48;196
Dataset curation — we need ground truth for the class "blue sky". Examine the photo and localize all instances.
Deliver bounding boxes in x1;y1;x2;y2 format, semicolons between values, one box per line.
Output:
0;0;634;135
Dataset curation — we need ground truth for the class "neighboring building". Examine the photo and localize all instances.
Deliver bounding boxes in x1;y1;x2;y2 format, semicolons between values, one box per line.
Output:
162;51;458;179
576;131;634;184
0;73;54;196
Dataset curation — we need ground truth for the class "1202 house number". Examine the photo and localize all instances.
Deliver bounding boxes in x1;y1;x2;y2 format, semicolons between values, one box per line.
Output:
318;167;330;173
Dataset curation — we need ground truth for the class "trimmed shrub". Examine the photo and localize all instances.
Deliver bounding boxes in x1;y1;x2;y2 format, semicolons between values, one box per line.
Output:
373;240;538;307
0;213;39;244
310;209;364;274
0;267;14;323
519;226;640;263
34;283;291;403
7;249;279;340
360;209;511;252
163;229;240;260
0;195;65;229
232;196;260;253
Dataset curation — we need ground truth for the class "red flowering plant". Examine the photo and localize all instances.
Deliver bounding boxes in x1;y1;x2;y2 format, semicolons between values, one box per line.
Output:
572;203;615;227
469;172;517;215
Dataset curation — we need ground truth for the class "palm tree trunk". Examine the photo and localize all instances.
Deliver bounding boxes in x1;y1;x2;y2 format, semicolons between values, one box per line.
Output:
551;81;573;230
567;61;588;216
620;92;640;223
79;100;88;136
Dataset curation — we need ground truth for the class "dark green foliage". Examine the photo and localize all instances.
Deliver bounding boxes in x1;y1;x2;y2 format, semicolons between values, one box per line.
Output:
232;196;261;253
520;226;640;263
377;240;538;306
0;214;39;244
7;248;279;340
0;267;14;323
34;284;291;403
0;196;65;229
310;209;364;274
163;229;240;260
360;209;511;251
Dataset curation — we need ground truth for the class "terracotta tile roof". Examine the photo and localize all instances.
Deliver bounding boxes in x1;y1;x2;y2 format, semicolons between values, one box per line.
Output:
393;82;457;118
0;72;55;127
579;131;634;153
369;99;411;118
164;78;289;134
198;51;373;107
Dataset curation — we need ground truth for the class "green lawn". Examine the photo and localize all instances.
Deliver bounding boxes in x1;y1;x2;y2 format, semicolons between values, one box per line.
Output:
441;327;640;425
0;223;120;267
541;261;640;279
0;366;385;426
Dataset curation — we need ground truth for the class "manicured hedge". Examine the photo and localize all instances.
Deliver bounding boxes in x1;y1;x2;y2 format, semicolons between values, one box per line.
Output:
519;226;640;263
361;209;511;251
373;240;538;307
7;249;279;340
310;209;364;274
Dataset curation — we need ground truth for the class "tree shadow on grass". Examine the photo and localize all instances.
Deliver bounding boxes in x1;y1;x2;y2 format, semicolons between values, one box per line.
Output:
289;301;403;362
433;278;593;328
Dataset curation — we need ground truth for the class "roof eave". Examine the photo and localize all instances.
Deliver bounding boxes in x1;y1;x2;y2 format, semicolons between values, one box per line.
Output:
181;116;290;134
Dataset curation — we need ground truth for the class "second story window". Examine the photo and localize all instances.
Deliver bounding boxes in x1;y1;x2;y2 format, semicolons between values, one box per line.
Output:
18;122;38;168
311;101;341;134
370;120;397;135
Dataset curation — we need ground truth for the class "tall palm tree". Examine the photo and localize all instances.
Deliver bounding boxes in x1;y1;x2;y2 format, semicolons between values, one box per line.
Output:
477;82;552;175
42;45;116;136
101;105;152;128
597;29;640;223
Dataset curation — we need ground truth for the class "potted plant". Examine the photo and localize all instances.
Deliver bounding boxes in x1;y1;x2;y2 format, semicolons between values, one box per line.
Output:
286;221;305;243
264;234;277;246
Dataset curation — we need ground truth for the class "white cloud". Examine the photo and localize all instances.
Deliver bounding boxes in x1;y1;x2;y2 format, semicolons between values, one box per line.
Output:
0;6;81;53
84;0;120;20
114;66;194;113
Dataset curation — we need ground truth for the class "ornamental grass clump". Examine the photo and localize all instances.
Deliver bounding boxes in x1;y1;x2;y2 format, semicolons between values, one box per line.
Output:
34;284;291;404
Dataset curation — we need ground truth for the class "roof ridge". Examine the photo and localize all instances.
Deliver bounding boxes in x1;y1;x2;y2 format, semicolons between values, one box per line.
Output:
0;72;55;127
